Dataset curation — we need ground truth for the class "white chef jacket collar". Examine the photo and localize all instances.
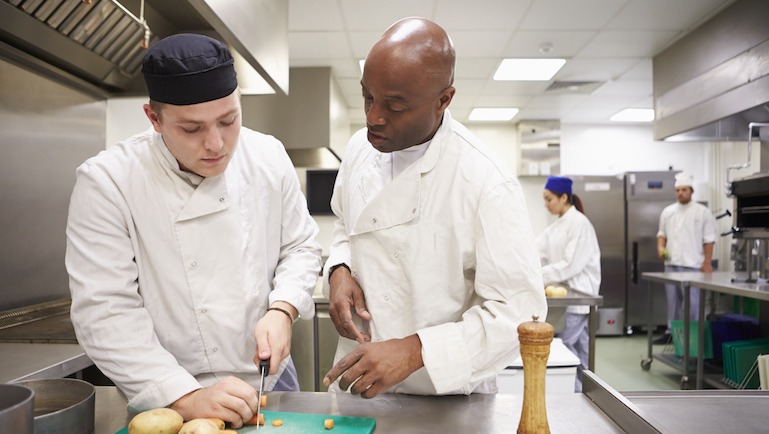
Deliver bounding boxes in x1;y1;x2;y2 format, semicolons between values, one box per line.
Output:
392;140;430;180
154;131;204;187
416;110;452;174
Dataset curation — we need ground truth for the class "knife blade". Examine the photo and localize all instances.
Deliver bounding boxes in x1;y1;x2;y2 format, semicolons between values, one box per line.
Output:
256;358;269;430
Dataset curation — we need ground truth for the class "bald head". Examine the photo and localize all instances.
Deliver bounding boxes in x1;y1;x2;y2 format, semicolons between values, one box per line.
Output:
369;17;455;91
360;18;457;153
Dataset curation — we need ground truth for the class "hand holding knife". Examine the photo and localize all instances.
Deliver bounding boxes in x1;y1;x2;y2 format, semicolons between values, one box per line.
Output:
256;358;269;430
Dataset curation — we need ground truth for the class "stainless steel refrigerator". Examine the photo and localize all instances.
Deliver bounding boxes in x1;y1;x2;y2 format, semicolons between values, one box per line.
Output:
571;171;678;335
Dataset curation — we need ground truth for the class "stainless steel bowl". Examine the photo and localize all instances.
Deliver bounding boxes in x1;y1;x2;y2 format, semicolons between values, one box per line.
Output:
0;383;35;434
19;378;95;434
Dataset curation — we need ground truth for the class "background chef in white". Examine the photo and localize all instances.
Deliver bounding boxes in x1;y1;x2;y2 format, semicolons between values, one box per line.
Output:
655;172;717;343
65;34;321;428
321;18;547;398
536;176;601;392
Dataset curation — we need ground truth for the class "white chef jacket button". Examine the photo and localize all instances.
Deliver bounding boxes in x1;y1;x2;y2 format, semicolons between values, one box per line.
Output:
384;295;390;302
201;309;207;313
376;338;382;342
191;261;197;267
412;208;416;213
213;347;218;352
219;197;225;203
393;252;398;258
372;217;377;224
352;271;358;278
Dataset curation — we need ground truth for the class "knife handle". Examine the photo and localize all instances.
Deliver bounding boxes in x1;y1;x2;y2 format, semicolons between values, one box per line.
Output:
259;358;270;375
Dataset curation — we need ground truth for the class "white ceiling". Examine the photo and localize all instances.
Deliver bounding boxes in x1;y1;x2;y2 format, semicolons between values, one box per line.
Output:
286;0;736;125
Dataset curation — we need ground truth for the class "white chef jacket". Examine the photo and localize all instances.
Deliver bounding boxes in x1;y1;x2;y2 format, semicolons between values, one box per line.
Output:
323;110;547;395
656;201;717;269
65;127;321;412
536;206;601;315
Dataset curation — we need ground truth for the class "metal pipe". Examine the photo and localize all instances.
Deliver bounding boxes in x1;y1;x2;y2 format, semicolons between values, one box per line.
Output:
106;0;150;48
726;122;769;193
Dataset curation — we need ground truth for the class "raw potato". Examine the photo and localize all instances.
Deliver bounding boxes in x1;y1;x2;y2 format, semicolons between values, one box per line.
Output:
545;285;568;298
127;408;184;434
272;419;283;427
178;418;220;434
324;419;334;429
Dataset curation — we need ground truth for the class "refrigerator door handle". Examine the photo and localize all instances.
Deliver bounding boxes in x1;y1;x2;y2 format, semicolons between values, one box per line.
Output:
631;241;639;284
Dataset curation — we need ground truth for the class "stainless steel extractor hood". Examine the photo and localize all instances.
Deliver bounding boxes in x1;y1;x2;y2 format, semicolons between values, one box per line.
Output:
0;0;153;96
653;0;769;142
0;0;289;99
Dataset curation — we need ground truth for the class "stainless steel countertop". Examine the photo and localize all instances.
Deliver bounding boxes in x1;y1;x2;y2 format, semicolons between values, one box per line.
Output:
0;342;91;383
546;286;603;307
641;271;769;301
624;390;769;433
93;387;623;434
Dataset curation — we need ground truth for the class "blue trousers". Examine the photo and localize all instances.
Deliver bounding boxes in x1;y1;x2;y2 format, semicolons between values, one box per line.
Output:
664;265;701;334
273;356;300;391
559;313;589;393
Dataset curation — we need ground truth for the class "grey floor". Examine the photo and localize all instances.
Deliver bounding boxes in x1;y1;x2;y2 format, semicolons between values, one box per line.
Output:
593;334;684;392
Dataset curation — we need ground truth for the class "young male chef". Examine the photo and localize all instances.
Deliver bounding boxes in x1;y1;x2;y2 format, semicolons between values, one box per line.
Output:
65;34;321;427
655;172;717;344
321;18;547;398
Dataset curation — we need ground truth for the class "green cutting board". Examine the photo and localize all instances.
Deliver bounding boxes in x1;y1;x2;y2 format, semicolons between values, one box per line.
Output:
116;411;376;434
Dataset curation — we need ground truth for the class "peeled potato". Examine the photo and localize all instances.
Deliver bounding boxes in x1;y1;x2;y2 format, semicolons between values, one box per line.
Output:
545;285;568;298
178;418;220;434
127;408;183;434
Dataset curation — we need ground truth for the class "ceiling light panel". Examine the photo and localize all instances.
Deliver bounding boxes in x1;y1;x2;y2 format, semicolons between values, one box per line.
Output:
610;108;655;122
469;108;520;121
494;59;566;81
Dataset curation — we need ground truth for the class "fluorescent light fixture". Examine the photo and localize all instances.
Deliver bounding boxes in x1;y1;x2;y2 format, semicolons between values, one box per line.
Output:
359;59;365;74
610;108;655;122
468;108;519;121
493;59;566;81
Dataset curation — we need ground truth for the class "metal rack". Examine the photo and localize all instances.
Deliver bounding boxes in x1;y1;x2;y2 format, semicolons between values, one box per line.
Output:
641;271;769;389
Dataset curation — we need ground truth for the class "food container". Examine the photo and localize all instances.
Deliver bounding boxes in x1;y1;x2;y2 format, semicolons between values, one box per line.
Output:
19;378;95;434
0;383;35;434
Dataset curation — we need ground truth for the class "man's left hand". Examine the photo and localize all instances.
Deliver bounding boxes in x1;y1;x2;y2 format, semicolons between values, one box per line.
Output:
322;335;424;399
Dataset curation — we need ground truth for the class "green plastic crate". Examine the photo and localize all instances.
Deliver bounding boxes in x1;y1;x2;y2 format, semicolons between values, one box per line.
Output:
671;320;713;359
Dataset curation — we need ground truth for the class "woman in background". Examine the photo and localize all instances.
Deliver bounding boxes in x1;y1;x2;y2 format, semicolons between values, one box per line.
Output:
537;176;601;392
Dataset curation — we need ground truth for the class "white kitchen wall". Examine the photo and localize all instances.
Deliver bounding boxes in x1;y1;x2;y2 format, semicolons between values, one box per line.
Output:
560;123;711;202
106;97;152;149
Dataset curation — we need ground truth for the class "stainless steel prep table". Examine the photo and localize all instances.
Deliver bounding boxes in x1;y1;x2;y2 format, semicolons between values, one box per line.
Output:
642;271;769;389
640;271;705;388
547;287;603;372
0;342;91;383
95;374;629;434
93;371;768;434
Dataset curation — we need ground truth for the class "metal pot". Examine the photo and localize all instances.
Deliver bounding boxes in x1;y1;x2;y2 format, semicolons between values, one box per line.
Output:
19;378;95;434
0;383;35;434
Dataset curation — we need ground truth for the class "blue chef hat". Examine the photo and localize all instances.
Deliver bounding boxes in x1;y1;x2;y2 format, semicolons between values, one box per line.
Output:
545;176;572;195
142;33;238;105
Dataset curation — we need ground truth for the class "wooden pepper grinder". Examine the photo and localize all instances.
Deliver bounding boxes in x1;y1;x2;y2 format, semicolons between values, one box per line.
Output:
517;314;554;434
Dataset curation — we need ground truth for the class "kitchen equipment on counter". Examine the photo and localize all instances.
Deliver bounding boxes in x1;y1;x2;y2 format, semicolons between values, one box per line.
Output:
726;122;769;283
0;383;35;434
18;378;95;434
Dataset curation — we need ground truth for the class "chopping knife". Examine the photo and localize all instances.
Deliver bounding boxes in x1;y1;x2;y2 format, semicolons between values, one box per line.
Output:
256;358;269;430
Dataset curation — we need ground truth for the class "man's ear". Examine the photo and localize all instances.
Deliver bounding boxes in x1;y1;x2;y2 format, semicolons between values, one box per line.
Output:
143;104;163;133
438;86;456;112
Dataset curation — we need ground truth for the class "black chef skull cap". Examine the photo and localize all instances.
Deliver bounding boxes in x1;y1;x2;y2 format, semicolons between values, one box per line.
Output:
142;33;238;105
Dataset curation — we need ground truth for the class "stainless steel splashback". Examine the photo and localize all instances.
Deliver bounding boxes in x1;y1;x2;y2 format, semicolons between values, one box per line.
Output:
0;57;105;311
